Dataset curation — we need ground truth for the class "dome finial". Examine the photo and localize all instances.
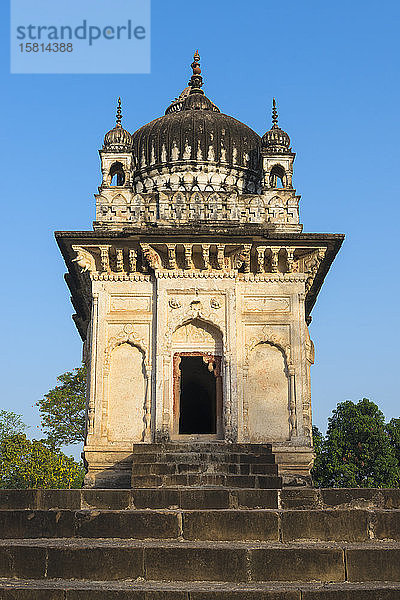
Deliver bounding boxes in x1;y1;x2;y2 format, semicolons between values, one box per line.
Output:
116;97;122;127
262;98;292;153
189;50;203;90
272;98;279;128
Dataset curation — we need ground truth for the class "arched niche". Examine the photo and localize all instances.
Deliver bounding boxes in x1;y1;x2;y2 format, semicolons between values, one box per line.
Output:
245;342;290;442
109;161;126;186
269;164;286;188
107;342;147;442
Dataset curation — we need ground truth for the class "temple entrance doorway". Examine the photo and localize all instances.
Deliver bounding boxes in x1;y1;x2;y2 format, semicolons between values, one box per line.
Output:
173;352;223;439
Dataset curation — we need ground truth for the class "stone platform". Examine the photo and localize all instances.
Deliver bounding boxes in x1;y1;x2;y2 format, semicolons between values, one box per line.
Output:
0;487;400;598
131;443;282;489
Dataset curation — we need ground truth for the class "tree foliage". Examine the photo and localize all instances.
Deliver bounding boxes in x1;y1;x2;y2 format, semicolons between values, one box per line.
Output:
386;418;400;465
36;366;86;446
0;410;27;441
0;434;84;489
312;399;400;488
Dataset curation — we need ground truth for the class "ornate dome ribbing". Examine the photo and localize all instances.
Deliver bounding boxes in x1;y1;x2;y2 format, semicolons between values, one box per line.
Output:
103;98;133;152
262;98;291;154
131;52;262;193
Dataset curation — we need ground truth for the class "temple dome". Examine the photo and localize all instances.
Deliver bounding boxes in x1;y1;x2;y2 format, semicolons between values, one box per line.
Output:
103;125;133;151
103;97;133;152
261;98;291;154
131;52;262;194
132;91;262;174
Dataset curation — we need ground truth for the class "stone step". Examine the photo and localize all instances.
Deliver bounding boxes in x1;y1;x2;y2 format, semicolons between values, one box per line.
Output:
131;473;282;489
132;452;277;464
132;462;279;476
0;509;399;542
1;579;400;600
132;443;274;454
1;539;400;583
1;488;400;511
0;488;281;510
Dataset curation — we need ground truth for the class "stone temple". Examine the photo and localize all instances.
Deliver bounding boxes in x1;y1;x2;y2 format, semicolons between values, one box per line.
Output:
56;51;343;488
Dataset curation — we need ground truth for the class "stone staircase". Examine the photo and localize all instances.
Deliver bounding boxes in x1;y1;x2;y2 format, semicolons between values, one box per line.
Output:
131;442;282;489
0;487;400;598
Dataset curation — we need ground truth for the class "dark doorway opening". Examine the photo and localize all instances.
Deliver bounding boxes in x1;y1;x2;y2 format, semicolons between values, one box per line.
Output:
179;356;217;434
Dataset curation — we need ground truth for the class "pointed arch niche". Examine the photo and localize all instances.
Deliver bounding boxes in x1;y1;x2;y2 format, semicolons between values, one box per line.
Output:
245;341;290;442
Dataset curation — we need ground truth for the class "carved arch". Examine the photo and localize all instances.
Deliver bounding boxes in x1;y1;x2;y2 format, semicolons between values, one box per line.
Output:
165;313;225;355
104;328;148;375
245;327;291;367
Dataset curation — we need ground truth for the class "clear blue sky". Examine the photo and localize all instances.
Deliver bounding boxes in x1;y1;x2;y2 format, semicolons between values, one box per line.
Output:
1;0;399;457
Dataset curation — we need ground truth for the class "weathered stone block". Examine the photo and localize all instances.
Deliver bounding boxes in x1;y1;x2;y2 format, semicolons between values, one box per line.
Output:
381;490;400;509
0;490;37;510
66;593;146;600
281;510;369;542
66;592;186;600
280;489;319;509
372;511;400;540
82;490;131;510
250;463;278;475
132;475;162;488
225;475;256;488
183;510;279;541
74;510;180;539
234;489;279;509
144;547;248;581
47;547;144;580
320;489;379;508
0;510;75;539
258;476;282;489
302;586;400;600
38;490;81;510
250;548;345;582
1;590;64;600
190;592;300;600
180;489;230;509
0;546;46;578
131;488;180;509
346;548;400;581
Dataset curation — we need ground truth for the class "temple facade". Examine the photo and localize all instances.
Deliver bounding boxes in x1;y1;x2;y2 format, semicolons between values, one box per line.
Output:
56;52;343;487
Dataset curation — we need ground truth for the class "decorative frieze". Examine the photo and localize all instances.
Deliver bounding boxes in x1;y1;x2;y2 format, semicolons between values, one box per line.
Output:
71;244;326;302
94;189;302;232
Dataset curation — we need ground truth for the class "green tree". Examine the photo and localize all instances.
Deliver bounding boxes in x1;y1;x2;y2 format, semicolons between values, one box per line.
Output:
386;418;400;465
0;410;27;441
312;399;400;488
36;366;86;446
0;434;84;489
311;425;326;487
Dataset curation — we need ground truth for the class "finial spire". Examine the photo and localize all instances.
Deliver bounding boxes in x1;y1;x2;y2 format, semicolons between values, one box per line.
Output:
272;98;279;128
116;97;122;127
189;50;203;90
